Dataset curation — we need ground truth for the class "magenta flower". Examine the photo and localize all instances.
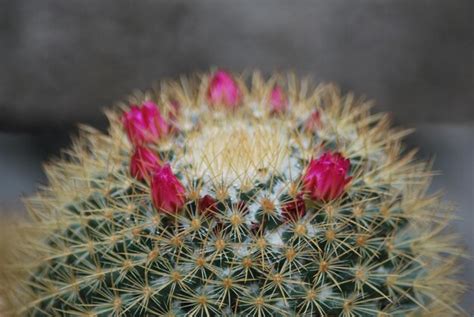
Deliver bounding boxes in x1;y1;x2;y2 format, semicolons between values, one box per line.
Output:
122;101;169;145
130;146;161;181
151;164;186;214
167;100;181;134
303;152;351;201
207;70;241;108
198;195;218;216
281;193;306;221
168;100;181;122
305;110;321;131
269;85;288;114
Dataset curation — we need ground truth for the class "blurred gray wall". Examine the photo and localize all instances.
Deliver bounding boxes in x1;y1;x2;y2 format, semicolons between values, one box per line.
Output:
0;0;473;132
0;0;473;312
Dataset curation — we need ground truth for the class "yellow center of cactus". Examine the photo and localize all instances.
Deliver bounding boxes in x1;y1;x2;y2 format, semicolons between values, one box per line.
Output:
148;249;159;261
222;278;233;289
256;237;267;249
230;213;243;225
285;247;297;261
142;286;152;298
272;273;284;285
170;236;183;247
306;289;317;300
355;268;367;282
197;296;207;305
353;206;364;218
215;239;226;251
242;257;253;268
261;198;275;214
171;271;182;282
255;296;265;307
319;261;329;272
325;230;336;242
190;218;201;230
294;224;307;236
113;297;122;310
195;257;206;267
356;236;367;247
185;119;291;188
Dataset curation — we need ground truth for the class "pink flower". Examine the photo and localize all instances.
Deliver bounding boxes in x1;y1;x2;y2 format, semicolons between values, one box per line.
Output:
207;70;241;108
303;152;351;201
130;146;161;181
198;195;219;216
151;164;186;214
305;110;321;131
269;85;288;114
122;101;169;145
281;193;306;221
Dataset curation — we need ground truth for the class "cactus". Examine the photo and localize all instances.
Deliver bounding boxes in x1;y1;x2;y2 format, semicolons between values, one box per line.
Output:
0;70;465;316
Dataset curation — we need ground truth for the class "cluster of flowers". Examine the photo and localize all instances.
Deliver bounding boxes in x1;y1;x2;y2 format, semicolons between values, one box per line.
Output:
122;70;351;218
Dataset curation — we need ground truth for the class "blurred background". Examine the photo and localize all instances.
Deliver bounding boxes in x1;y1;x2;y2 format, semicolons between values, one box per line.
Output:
0;0;472;312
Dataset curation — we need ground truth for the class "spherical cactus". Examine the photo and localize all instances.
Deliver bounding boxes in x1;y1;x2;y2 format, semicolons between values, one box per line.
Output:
0;70;466;316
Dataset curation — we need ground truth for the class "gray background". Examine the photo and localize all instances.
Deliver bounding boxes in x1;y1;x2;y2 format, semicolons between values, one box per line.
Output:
0;0;472;312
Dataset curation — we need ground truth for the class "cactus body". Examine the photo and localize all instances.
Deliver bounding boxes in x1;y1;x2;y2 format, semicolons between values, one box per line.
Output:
0;71;465;316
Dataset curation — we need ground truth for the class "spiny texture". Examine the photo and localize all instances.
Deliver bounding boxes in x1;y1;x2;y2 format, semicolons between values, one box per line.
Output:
0;71;465;316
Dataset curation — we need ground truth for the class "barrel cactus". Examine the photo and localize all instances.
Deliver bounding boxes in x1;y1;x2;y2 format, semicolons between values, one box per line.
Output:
0;70;465;316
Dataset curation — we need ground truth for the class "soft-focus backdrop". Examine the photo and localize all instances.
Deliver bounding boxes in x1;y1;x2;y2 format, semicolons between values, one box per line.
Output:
0;0;472;312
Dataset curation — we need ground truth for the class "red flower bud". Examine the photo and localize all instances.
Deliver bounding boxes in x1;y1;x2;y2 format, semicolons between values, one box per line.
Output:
151;164;186;214
303;152;351;201
269;85;288;114
198;195;219;216
168;100;181;123
249;221;261;234
305;110;321;131
281;193;306;221
122;101;169;145
207;70;241;108
130;146;161;181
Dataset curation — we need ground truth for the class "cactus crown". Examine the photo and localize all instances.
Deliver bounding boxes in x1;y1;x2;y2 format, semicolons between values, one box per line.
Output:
0;71;465;316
